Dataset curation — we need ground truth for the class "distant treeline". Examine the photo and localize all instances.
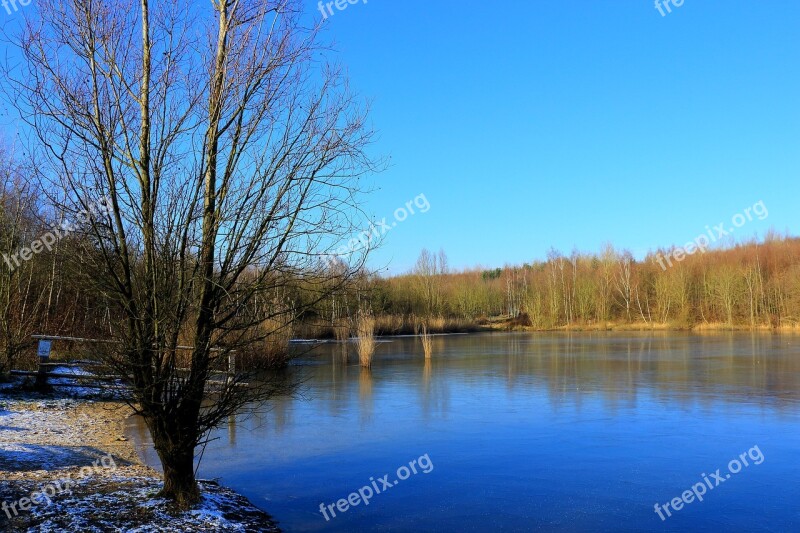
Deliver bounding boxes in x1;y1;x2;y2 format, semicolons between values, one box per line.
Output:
362;238;800;332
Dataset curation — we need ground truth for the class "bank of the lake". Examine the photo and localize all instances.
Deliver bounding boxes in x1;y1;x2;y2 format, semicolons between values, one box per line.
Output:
0;387;279;532
336;314;800;338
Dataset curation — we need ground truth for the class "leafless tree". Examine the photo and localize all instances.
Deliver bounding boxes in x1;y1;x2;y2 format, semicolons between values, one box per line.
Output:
743;255;764;327
614;250;634;322
414;248;447;316
3;0;377;506
597;243;616;322
546;248;561;325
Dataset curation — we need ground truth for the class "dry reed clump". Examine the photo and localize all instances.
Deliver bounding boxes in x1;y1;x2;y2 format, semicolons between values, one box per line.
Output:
334;317;351;342
233;317;295;370
356;310;376;368
777;319;800;331
292;321;334;340
421;324;433;359
373;314;481;336
263;318;294;368
373;314;407;335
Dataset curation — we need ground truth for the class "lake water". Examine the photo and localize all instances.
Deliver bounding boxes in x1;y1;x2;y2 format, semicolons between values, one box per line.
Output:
129;332;800;532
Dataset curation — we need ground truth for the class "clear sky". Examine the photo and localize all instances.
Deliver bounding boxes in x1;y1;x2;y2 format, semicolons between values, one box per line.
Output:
311;0;800;274
2;1;798;275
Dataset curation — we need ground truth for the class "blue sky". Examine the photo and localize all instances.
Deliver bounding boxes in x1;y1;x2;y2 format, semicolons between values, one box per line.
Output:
312;0;800;273
2;2;797;274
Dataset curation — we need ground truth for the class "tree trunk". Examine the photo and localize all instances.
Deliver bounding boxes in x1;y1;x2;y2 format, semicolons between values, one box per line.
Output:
150;419;200;509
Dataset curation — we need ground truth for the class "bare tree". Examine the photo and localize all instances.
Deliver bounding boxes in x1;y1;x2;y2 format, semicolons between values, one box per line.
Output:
614;250;634;322
546;248;561;326
596;243;616;322
414;248;447;316
743;255;764;327
706;265;741;326
4;0;377;506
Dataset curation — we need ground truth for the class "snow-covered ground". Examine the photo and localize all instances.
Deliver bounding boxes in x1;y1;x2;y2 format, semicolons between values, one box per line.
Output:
0;380;279;532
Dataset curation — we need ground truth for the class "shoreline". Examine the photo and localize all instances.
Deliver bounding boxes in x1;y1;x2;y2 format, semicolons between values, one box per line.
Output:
0;386;279;532
297;318;800;341
479;319;800;334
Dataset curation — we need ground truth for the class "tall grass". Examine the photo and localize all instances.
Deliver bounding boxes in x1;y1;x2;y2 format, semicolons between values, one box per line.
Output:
373;314;481;336
421;324;433;359
334;317;351;342
234;316;294;369
262;317;294;368
355;310;376;368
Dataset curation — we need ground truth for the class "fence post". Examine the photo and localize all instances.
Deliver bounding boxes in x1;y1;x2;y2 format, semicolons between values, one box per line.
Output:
226;352;236;386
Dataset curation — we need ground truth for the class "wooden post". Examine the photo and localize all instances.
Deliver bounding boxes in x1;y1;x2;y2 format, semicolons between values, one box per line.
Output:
36;339;52;389
226;352;236;386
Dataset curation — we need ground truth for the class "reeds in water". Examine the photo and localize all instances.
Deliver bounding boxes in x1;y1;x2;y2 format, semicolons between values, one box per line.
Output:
356;310;376;368
421;324;433;359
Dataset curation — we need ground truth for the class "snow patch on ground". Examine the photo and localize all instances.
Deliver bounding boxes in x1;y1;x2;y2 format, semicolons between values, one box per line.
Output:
0;390;279;532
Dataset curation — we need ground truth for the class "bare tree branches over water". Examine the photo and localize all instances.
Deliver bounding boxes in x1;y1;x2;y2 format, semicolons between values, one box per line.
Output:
2;0;379;506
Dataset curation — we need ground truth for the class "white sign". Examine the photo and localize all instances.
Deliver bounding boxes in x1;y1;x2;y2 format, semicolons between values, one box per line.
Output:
37;340;52;359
